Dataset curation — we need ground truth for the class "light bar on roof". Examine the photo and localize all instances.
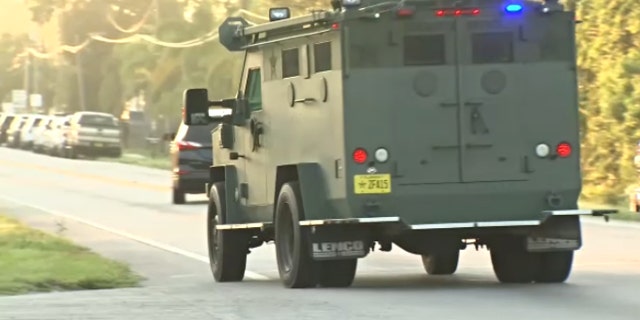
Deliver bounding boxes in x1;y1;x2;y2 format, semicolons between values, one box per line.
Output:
269;7;291;21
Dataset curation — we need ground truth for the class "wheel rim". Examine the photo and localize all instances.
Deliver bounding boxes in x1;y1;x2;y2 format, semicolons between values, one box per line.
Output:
277;202;295;274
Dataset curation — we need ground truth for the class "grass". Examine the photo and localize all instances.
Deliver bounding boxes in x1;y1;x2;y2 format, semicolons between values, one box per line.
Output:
99;147;171;170
0;215;143;296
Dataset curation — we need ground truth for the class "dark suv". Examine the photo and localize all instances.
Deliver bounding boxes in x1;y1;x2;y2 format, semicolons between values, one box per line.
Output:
168;121;219;204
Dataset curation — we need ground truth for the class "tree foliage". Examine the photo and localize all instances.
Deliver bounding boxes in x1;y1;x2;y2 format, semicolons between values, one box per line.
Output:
573;0;640;203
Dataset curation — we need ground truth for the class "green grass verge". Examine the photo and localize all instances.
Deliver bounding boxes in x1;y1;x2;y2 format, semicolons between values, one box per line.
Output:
98;147;171;170
0;215;143;296
101;153;171;170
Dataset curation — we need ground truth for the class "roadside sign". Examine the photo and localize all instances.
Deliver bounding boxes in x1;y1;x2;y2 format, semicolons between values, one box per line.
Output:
30;94;43;108
12;89;26;107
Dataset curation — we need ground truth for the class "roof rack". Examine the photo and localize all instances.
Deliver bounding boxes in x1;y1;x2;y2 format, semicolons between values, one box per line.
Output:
218;10;335;52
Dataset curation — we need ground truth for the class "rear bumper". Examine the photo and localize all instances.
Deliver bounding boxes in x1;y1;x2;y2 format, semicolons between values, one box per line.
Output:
298;209;618;229
174;172;208;194
215;208;618;231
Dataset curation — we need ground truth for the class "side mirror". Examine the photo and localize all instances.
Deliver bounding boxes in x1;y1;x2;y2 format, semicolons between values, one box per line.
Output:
183;88;211;126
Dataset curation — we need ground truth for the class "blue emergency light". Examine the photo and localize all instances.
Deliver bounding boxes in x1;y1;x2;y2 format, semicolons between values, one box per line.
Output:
505;4;523;13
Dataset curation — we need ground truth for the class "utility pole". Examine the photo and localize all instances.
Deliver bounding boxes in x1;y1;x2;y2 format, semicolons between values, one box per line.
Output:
153;0;160;35
75;35;86;111
23;52;32;113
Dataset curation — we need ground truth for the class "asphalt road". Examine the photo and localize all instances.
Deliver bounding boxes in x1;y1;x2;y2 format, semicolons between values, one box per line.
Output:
0;147;639;319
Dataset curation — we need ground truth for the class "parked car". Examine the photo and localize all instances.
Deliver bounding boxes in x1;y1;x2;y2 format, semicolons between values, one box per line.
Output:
65;111;122;159
0;113;15;145
42;116;70;156
32;116;55;153
5;115;28;148
18;114;46;150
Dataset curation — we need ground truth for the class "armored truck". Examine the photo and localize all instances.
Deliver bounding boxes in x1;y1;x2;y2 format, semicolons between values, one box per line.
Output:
183;0;617;288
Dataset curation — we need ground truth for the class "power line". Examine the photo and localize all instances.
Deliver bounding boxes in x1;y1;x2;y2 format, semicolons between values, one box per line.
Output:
19;9;265;59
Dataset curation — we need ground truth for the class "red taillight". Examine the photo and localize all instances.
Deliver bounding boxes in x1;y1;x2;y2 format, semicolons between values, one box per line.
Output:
397;7;415;17
176;141;202;151
556;142;572;158
331;23;340;30
435;8;480;16
353;148;367;164
174;169;190;175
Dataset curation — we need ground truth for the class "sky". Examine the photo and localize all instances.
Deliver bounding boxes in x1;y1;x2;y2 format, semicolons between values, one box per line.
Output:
0;0;31;36
0;0;61;52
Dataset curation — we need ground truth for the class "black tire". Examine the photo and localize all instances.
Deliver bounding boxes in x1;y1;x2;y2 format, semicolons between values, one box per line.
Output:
317;259;358;287
172;188;186;204
490;244;540;284
534;251;574;283
275;181;318;288
207;182;249;282
421;250;459;275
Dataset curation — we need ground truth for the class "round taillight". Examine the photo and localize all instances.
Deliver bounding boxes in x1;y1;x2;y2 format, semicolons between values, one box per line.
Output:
556;142;572;158
353;148;367;164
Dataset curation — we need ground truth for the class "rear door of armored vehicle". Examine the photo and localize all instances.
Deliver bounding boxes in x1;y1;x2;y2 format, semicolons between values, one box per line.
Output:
454;9;529;183
393;6;529;184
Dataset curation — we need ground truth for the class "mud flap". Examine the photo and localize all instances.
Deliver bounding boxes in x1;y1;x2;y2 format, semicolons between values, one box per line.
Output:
525;215;581;252
307;225;371;261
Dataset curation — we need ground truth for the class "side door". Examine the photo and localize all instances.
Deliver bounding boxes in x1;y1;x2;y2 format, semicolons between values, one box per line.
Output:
455;17;529;183
238;52;268;212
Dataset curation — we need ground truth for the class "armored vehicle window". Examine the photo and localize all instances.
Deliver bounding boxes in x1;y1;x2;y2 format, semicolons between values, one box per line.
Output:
282;48;299;78
471;32;514;64
245;68;262;111
539;22;573;61
314;42;332;72
404;34;446;66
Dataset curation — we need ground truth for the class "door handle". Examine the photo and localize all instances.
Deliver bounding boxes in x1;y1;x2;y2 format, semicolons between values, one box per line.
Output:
439;101;458;108
465;143;492;148
464;101;483;106
432;145;460;150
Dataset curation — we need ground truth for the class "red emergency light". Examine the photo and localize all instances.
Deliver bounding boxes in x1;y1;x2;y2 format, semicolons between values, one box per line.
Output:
435;8;481;17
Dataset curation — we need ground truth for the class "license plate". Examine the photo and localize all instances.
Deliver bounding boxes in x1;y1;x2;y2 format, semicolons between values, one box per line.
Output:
354;174;391;194
94;143;103;147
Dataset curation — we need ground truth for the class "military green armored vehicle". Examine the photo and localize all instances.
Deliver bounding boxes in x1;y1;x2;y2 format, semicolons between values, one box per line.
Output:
183;0;617;288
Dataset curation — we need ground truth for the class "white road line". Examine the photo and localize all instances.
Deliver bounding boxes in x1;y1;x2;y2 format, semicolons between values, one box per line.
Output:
0;195;271;281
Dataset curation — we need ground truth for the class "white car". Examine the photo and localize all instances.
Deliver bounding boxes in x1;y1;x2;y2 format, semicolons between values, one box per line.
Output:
18;114;46;150
42;116;70;156
32;116;55;153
